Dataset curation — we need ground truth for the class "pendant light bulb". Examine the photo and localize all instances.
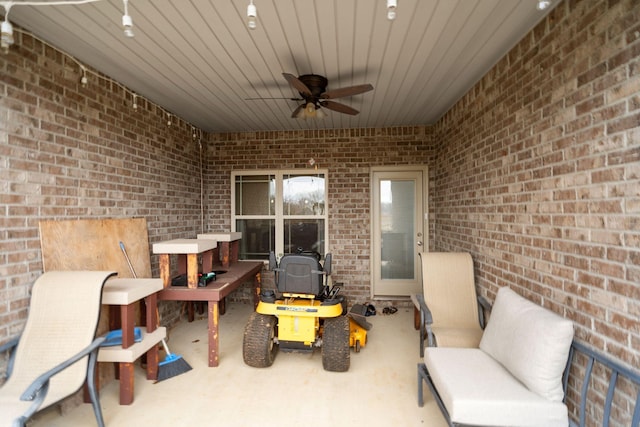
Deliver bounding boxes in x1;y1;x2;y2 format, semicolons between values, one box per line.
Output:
247;1;257;30
386;0;397;21
1;19;14;53
536;0;552;10
122;0;134;37
80;66;88;86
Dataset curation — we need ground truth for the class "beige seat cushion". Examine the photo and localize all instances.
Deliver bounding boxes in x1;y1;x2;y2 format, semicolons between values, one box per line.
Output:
424;347;569;427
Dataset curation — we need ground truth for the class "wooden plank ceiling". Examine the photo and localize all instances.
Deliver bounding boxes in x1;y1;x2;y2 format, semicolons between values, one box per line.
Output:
5;0;557;132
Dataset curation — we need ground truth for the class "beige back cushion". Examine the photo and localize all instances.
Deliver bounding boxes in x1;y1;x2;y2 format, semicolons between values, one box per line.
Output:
479;287;574;402
421;252;479;329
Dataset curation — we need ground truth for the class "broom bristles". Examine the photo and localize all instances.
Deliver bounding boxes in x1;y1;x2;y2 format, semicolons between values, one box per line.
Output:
156;353;192;382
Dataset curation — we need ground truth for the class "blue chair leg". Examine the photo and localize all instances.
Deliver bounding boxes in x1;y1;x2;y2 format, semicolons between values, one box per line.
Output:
86;350;105;427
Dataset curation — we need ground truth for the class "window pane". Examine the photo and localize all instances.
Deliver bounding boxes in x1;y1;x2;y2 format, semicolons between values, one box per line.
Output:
380;179;415;279
236;219;275;260
235;175;275;215
283;174;325;216
284;219;324;255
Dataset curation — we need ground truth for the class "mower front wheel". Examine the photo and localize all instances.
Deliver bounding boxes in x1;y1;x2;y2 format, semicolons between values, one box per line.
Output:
322;316;350;372
243;312;278;368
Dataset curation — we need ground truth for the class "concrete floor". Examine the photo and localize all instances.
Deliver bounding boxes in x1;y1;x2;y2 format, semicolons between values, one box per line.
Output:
31;301;447;427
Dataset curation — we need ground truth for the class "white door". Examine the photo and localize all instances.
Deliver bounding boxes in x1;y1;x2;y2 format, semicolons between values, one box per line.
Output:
371;166;427;297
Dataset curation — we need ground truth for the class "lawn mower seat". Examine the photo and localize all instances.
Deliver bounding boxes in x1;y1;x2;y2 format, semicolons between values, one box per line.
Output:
272;251;330;296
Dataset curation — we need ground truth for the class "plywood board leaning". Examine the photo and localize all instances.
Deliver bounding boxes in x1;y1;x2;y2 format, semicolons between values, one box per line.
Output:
39;217;152;278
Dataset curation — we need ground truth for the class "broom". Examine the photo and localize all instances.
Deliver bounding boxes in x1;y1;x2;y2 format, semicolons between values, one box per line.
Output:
119;241;192;381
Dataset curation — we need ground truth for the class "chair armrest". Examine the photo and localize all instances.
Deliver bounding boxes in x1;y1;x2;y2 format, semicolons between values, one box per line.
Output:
0;336;20;379
477;295;491;312
20;336;106;402
0;336;19;354
415;294;433;325
477;295;492;329
415;294;436;357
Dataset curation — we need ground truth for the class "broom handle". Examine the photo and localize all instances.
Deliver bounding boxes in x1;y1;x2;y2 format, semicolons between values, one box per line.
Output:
160;337;171;355
119;241;137;279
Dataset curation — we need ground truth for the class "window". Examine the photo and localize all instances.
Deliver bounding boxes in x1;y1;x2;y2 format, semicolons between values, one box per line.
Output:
232;170;328;260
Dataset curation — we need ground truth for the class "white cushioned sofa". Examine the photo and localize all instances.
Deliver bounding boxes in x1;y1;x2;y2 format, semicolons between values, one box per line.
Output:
418;286;574;427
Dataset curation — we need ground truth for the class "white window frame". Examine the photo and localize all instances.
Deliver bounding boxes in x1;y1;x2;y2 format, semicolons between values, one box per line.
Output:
231;169;329;260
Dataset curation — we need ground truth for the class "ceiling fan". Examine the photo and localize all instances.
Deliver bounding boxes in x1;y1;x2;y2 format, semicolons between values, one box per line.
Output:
251;73;374;119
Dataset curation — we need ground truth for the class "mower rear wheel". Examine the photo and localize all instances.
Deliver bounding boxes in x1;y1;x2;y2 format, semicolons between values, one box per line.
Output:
243;312;278;368
322;316;350;372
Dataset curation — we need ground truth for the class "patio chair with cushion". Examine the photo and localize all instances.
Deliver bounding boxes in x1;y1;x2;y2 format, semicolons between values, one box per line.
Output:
412;252;489;356
0;270;115;427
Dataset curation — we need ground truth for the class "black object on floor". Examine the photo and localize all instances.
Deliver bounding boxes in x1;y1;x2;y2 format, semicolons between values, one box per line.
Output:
365;303;376;316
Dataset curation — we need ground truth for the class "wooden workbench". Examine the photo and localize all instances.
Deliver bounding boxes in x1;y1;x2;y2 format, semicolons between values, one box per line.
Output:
157;261;263;367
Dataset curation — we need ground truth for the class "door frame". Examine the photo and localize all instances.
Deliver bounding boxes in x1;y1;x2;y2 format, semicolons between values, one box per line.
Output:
370;165;429;299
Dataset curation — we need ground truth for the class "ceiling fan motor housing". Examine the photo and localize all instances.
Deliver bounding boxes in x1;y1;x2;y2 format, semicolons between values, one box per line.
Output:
298;74;328;100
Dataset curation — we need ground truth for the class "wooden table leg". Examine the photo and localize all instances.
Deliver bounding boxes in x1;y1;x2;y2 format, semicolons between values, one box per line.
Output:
107;305;121;380
187;254;198;288
219;242;230;268
208;300;220;367
119;301;135;404
145;293;159;381
219;298;226;315
119;362;135;405
201;249;214;273
159;254;170;287
121;303;135;348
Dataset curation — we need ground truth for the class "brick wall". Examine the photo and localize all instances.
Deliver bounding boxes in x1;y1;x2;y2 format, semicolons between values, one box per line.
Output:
206;127;435;303
0;33;205;350
1;0;638;424
433;0;640;424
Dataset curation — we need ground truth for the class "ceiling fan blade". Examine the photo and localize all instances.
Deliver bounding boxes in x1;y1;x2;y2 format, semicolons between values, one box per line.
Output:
320;100;359;115
245;97;303;101
283;73;312;96
321;83;373;99
291;104;304;118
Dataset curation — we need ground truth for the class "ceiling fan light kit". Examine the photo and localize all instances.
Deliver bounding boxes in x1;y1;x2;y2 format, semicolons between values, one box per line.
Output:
296;103;326;120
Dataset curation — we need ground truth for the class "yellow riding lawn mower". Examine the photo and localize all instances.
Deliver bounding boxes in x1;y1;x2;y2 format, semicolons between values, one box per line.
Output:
243;251;370;372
